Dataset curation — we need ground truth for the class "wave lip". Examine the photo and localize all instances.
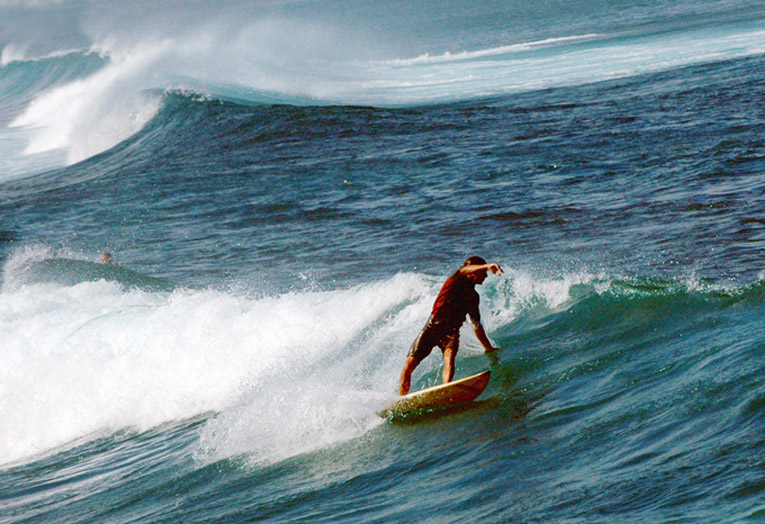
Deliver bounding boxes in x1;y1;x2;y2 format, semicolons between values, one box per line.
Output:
380;34;604;66
0;45;86;67
8;43;166;165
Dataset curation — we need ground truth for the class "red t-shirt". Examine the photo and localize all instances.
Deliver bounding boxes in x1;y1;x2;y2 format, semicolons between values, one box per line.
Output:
429;270;481;333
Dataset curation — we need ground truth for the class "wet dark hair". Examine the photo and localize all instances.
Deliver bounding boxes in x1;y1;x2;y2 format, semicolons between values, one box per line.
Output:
463;256;487;266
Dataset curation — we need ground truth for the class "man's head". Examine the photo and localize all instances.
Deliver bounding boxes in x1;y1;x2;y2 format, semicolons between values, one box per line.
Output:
464;256;487;266
464;255;489;284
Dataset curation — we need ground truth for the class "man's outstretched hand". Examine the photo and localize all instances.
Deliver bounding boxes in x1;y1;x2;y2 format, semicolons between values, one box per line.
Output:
488;263;503;276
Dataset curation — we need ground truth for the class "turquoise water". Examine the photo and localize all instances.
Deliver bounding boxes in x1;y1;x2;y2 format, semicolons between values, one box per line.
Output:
1;1;764;522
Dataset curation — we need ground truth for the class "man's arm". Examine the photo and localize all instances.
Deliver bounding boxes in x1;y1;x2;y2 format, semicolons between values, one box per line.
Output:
473;321;499;353
463;260;502;352
460;262;503;277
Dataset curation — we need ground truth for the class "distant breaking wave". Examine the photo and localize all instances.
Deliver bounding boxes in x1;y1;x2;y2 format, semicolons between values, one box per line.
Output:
380;34;603;65
1;10;764;172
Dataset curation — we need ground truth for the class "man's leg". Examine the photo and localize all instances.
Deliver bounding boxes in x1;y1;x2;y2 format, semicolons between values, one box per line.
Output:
442;345;456;384
401;323;437;395
399;356;419;395
441;334;459;384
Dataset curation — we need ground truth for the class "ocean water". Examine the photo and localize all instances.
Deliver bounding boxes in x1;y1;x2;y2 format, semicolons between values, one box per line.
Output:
1;0;764;522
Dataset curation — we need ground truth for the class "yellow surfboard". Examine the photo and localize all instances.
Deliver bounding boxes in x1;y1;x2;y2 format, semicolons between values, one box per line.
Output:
381;370;491;417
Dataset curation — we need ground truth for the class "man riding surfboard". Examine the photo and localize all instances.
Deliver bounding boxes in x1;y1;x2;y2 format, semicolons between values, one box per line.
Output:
398;256;503;395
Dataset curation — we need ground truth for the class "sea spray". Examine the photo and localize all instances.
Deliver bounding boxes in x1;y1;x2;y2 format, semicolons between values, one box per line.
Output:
0;266;434;465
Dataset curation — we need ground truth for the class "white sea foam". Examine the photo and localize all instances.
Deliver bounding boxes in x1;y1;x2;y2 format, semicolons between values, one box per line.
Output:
0;247;438;465
9;41;167;164
481;269;598;330
1;43;28;66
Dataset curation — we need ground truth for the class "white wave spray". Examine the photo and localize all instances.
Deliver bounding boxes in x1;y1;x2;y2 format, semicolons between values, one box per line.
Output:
0;246;441;465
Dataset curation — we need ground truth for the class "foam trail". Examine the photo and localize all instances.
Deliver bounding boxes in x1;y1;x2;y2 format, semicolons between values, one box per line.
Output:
0;250;436;465
0;241;716;467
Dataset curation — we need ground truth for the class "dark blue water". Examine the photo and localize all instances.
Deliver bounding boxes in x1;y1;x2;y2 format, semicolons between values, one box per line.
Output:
1;1;764;522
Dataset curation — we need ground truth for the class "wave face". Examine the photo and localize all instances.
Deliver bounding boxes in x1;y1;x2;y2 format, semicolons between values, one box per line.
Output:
1;0;764;522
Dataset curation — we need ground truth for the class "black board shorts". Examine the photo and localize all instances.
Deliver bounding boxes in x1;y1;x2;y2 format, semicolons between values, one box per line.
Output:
407;316;460;362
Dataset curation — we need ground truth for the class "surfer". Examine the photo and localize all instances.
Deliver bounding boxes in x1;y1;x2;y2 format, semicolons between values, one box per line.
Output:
398;256;503;395
99;252;114;264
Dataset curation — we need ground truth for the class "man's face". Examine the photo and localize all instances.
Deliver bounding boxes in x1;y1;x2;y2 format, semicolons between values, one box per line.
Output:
468;269;488;285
